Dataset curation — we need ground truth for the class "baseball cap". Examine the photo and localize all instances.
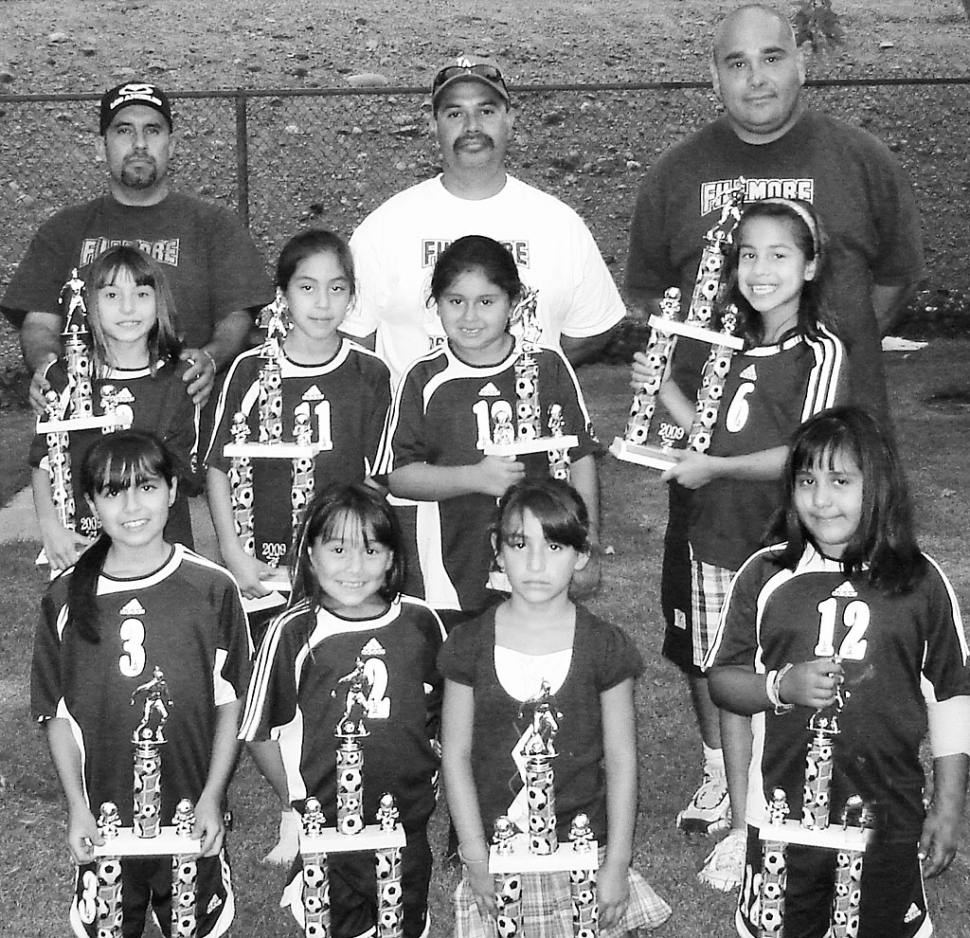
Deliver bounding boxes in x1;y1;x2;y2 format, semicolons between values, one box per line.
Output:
99;82;173;135
431;59;510;110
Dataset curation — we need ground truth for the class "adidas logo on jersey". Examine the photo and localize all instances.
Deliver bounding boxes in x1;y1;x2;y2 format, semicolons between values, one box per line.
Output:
903;903;922;924
478;382;501;397
739;364;758;381
207;894;224;915
302;385;325;401
361;637;386;657
832;582;858;598
115;388;136;403
119;598;146;615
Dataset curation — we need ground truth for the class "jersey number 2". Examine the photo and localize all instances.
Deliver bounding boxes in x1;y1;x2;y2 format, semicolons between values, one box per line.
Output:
813;598;869;660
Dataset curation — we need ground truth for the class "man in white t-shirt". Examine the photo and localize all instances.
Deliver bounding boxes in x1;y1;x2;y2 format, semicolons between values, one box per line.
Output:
345;60;626;383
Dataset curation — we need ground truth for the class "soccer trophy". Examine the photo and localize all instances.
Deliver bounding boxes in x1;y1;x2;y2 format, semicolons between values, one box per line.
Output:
35;270;131;557
756;673;871;938
488;681;600;938
222;291;329;596
297;680;406;938
611;178;747;470
482;288;579;481
91;668;204;938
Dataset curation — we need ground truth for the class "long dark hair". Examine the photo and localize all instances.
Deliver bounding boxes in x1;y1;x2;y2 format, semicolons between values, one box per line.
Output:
67;430;178;642
769;406;926;593
722;199;832;346
86;245;184;372
289;482;406;609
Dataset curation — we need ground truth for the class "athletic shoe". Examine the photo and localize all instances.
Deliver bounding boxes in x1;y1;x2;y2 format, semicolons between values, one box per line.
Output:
697;828;746;892
676;767;730;834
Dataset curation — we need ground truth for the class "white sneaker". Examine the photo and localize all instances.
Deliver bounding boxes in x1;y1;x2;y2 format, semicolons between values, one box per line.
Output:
697;828;746;892
676;768;730;834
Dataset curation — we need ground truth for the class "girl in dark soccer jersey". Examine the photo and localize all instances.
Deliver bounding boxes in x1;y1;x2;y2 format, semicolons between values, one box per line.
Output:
205;229;391;607
239;482;446;938
707;406;970;938
31;245;201;570
636;200;846;881
31;430;251;938
379;235;599;627
439;478;671;938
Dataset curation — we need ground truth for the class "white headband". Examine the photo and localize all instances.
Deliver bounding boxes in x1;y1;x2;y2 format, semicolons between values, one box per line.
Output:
755;198;820;256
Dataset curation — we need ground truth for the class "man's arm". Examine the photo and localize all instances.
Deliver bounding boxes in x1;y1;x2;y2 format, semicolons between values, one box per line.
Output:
560;327;616;368
181;309;255;407
871;281;919;337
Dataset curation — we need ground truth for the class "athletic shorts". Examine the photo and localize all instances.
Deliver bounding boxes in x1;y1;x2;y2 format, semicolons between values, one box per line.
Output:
661;483;696;674
282;825;432;938
70;852;233;938
737;825;930;938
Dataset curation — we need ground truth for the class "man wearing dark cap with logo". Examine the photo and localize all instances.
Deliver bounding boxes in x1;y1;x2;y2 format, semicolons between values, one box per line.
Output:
2;82;273;408
344;58;625;385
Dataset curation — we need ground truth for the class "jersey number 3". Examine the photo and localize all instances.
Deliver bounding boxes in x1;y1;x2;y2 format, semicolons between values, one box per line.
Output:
813;597;869;660
119;617;147;677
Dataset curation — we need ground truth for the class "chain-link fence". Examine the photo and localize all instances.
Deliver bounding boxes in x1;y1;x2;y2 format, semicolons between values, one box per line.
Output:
1;78;968;301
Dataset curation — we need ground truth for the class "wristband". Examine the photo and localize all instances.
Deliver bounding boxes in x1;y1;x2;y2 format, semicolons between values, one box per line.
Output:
201;349;218;374
457;844;489;867
766;663;795;714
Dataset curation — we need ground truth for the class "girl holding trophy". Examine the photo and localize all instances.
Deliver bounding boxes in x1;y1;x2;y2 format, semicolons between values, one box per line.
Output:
30;245;201;570
631;200;847;879
31;430;251;938
439;478;671;938
707;407;970;938
381;235;598;625
205;229;391;605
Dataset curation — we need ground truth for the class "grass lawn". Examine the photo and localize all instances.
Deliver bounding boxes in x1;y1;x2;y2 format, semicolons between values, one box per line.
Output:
1;347;969;936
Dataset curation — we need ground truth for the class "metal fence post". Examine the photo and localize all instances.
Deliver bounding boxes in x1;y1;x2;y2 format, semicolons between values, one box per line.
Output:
234;89;250;227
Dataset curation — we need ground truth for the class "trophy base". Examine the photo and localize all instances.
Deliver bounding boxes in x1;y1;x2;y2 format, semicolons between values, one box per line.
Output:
609;437;677;471
759;820;871;852
648;314;745;350
91;826;203;857
489;834;599;874
483;435;579;457
301;823;406;855
223;441;329;459
37;414;131;433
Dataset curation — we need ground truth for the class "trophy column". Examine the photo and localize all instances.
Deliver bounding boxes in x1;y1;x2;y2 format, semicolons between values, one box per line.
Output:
91;668;203;937
488;682;600;937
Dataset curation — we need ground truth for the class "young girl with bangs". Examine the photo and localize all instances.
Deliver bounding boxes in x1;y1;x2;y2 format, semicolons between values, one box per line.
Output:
30;245;201;570
707;406;970;938
239;482;445;938
439;477;671;938
31;429;251;938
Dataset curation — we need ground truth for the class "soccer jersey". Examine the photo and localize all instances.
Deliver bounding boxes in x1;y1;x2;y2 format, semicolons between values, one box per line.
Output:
31;544;252;827
376;342;597;611
29;357;201;548
204;340;391;565
438;605;644;843
239;595;445;825
689;326;845;570
707;543;970;842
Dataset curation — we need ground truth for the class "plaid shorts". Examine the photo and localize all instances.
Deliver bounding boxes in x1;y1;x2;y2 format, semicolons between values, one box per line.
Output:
690;550;735;670
454;848;671;938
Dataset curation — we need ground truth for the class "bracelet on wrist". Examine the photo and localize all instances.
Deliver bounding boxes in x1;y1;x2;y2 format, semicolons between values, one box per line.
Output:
457;844;489;867
201;349;218;374
766;663;795;714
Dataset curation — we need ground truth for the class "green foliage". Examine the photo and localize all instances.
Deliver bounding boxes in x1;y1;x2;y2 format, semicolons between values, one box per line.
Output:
793;0;845;52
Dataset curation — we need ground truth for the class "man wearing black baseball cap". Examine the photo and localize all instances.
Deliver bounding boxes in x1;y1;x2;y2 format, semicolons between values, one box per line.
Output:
2;81;273;410
344;58;626;385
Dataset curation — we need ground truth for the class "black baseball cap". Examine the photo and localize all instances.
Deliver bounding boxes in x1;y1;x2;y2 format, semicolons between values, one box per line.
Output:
100;82;173;135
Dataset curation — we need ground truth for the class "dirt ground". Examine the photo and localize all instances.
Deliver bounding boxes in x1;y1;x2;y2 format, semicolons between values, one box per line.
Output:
1;0;968;90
